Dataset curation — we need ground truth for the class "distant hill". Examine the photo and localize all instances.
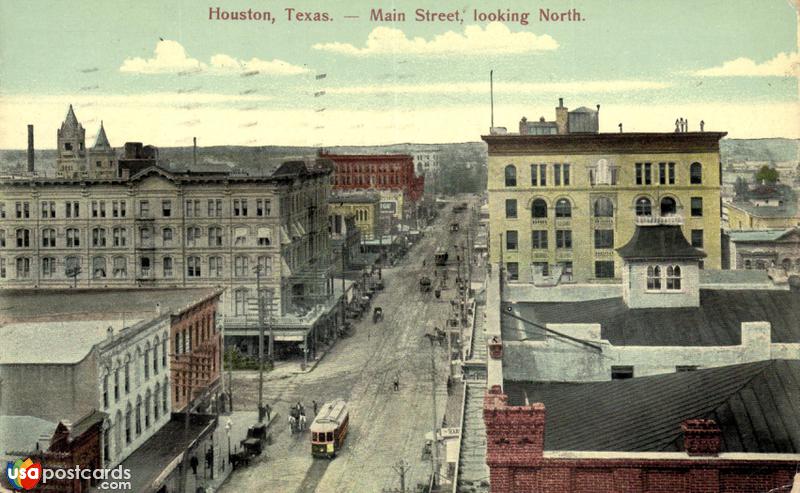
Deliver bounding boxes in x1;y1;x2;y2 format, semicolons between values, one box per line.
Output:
720;138;799;164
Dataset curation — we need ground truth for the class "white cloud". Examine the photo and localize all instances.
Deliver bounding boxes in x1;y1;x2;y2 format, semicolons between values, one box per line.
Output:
312;22;557;56
120;40;308;76
120;40;206;74
327;80;670;95
694;52;800;77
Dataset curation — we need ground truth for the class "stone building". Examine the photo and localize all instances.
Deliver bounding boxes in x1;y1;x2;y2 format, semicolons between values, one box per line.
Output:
725;185;799;230
727;227;800;273
56;106;117;179
329;192;380;240
483;98;726;283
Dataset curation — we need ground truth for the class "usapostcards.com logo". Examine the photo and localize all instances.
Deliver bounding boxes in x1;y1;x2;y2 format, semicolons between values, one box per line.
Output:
6;459;132;491
5;458;41;490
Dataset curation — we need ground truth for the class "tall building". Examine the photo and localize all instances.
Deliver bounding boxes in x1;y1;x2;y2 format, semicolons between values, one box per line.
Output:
483;99;726;283
413;151;440;177
56;105;117;179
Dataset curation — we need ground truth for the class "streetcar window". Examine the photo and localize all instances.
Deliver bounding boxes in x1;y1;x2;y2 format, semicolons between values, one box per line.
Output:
312;432;317;441
326;432;333;441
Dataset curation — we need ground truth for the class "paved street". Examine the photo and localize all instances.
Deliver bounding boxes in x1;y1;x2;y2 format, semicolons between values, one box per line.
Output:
220;199;478;493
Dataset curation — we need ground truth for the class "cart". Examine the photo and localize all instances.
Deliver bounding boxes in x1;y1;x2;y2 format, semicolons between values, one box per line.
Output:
373;307;383;323
419;276;432;293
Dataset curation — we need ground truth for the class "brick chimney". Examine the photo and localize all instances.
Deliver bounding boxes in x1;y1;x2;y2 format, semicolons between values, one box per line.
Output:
484;385;545;491
27;124;35;173
682;419;721;456
555;98;568;134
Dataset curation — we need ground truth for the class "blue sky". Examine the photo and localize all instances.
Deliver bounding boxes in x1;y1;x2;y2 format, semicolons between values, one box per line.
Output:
0;0;797;147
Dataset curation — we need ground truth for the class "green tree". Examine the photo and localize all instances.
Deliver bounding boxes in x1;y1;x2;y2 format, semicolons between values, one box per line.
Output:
755;165;779;184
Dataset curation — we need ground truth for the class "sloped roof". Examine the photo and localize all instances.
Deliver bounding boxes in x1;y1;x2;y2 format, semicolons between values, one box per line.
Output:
506;289;800;346
728;228;797;243
63;104;80;127
92;121;111;150
617;225;706;260
505;360;800;453
570;106;597;114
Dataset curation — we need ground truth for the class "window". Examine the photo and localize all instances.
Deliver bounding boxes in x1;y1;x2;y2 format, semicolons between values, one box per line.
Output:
506;262;519;280
144;392;151;429
139;200;150;217
135;398;142;436
505;199;518;218
103;375;109;409
209;256;223;277
15;201;30;219
125;406;132;444
635;162;652;185
560;261;573;280
660;197;677;216
595;260;614;278
257;256;272;275
531;199;547;219
594;230;614;249
143;349;149;380
113;257;127;278
92;257;107;278
185;199;199;217
531;230;548;249
187;256;201;277
114;369;120;401
91;201;106;218
611;366;633;380
1;259;6;278
646;265;661;290
65;256;80;277
0;229;4;248
553;163;570;186
234;255;249;277
41;257;56;277
506;231;518;251
676;365;699;372
162;200;171;217
41;228;56;248
208;227;223;247
234;227;248;246
234;289;248;316
186;226;200;247
41;201;56;218
65;201;80;218
16;228;30;247
562;163;570;185
691;197;703;217
66;228;80;247
691;229;704;248
556;230;572;249
153;343;159;374
113;227;127;247
92;227;107;247
257;227;271;247
658;162;675;185
256;199;271;216
504;165;517;187
162;228;173;246
207;199;222;217
690;162;702;184
0;203;5;218
16;257;31;278
163;257;173;278
124;362;130;393
233;199;248;216
635;197;652;216
555;199;571;218
162;380;168;414
666;265;681;290
593;197;613;217
162;340;167;368
532;262;549;276
554;164;561;186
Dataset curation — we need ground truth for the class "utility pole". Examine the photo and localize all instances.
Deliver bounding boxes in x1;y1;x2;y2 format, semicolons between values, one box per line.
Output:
340;247;346;329
423;333;440;489
255;264;265;422
392;459;409;493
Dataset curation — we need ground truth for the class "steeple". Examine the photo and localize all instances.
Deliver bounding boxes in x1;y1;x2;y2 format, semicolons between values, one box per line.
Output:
93;121;111;150
63;104;80;128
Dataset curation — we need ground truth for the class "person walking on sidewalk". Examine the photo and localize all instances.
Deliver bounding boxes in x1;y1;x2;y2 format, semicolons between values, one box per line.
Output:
312;400;318;416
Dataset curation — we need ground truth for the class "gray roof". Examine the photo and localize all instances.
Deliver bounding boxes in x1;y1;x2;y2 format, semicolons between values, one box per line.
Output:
506;289;800;346
0;415;57;457
331;192;381;204
728;228;797;243
0;288;220;324
727;187;798;218
617;225;706;260
504;360;800;453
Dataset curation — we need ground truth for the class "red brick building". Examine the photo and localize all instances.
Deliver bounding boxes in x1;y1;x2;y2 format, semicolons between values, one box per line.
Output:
322;152;425;204
485;360;799;492
170;290;224;413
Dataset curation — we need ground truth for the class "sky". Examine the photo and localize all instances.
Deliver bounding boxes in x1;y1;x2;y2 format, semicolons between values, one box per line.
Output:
0;0;798;148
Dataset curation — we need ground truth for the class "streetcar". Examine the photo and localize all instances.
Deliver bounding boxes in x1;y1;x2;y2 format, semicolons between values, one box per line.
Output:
310;399;349;458
434;248;449;266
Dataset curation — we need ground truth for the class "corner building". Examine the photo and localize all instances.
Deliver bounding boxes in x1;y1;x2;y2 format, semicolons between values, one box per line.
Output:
483;100;725;283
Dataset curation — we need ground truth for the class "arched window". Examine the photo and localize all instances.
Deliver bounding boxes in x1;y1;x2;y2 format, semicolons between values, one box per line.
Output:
666;265;681;290
154;383;161;420
555;199;572;218
135;396;142;436
531;199;548;218
504;165;517;187
781;258;791;271
16;228;30;248
144;390;152;429
162;379;169;415
660;197;677;216
593;197;614;217
744;259;752;269
114;410;122;456
690;162;702;184
646;265;661;290
92;256;107;279
41;228;56;248
124;404;132;444
635;197;652;216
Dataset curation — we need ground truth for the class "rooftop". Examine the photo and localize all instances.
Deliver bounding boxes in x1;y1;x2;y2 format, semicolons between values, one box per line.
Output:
330;192;381;204
505;289;800;346
504;360;800;454
617;224;706;260
0;415;57;459
727;187;798;219
0;288;220;324
728;228;798;243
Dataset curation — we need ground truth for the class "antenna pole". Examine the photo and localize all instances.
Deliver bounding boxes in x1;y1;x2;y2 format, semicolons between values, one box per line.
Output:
490;70;494;129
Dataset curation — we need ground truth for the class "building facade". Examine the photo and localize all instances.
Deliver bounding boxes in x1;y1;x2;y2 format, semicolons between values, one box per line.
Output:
56;106;117;179
483;99;725;283
727;228;800;273
413;151;440;177
323;152;425;205
329;192;380;240
724;186;799;230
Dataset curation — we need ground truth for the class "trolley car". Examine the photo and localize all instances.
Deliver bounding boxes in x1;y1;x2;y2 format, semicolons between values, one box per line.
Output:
434;248;449;266
310;399;349;458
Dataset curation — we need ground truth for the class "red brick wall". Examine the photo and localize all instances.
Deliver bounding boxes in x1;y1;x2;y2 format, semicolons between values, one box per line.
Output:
483;387;796;493
323;153;424;203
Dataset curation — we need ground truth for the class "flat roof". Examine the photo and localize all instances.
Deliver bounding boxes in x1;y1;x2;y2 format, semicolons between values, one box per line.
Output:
0;319;141;364
0;288;221;324
0;415;57;460
506;289;800;346
505;360;800;454
482;131;727;155
728;228;797;242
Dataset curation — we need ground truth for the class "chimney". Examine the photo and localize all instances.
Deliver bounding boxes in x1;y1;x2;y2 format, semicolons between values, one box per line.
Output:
682;419;721;456
193;137;197;168
27;124;34;173
484;385;545;470
555;98;568;134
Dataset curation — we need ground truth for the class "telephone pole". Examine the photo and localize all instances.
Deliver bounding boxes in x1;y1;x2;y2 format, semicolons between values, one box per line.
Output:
423;333;440;488
254;264;267;422
392;459;409;492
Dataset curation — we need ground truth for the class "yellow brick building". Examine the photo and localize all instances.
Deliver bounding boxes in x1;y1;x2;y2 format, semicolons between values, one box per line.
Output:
329;192;380;239
483;107;726;283
724;187;799;230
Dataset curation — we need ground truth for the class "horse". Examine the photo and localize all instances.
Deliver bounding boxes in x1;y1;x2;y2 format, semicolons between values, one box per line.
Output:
289;414;297;433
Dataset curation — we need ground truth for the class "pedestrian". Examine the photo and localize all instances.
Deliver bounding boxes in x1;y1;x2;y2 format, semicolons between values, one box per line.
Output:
264;403;271;421
289;414;296;433
313;400;318;415
299;411;307;431
393;376;400;391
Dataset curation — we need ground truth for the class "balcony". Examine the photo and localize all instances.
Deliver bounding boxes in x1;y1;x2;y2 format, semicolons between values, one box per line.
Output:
593;217;614;228
531;218;548;226
635;214;683;226
554;218;572;229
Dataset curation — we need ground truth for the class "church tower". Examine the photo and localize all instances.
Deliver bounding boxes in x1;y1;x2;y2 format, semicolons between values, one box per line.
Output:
56;105;86;178
87;121;117;179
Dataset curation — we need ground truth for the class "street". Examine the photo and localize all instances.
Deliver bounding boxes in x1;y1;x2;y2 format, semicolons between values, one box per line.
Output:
220;198;477;493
